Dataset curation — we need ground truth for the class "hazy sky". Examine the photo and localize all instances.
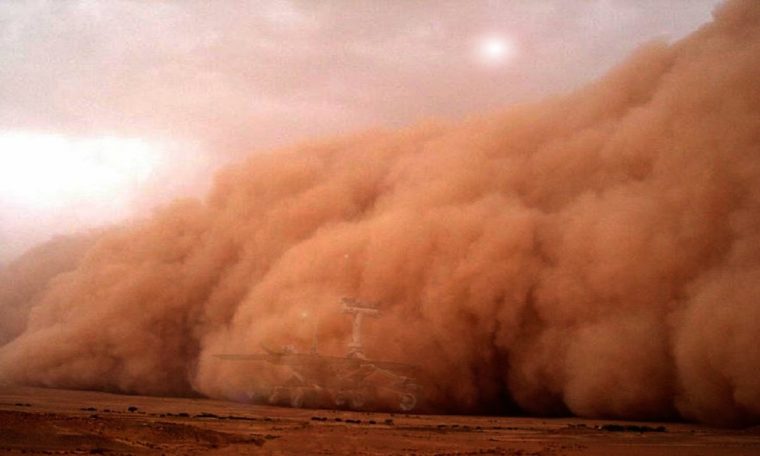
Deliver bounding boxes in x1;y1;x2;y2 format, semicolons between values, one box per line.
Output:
0;0;722;264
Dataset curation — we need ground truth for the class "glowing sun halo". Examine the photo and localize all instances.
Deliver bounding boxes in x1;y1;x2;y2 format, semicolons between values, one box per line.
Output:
0;132;164;212
476;35;518;66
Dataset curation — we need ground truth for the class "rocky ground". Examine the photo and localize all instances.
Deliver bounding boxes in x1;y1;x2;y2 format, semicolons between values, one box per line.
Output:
1;386;759;455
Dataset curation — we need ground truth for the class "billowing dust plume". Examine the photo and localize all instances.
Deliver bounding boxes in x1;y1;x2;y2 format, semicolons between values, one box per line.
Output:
1;0;759;426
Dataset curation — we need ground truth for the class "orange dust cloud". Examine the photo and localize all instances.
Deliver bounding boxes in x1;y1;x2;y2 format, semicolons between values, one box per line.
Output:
1;0;759;426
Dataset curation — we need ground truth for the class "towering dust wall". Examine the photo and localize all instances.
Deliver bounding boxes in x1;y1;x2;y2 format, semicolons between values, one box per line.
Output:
1;0;759;425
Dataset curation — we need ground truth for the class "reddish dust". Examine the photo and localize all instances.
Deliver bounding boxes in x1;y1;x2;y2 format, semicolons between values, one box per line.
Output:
1;0;759;426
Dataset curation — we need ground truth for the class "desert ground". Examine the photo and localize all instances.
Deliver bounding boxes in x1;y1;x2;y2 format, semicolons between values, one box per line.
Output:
0;386;758;455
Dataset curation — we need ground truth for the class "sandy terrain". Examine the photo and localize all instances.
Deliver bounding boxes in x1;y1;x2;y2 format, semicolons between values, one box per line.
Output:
1;386;758;455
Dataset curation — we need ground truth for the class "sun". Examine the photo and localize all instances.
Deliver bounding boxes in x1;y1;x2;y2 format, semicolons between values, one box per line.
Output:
0;132;164;214
475;35;518;66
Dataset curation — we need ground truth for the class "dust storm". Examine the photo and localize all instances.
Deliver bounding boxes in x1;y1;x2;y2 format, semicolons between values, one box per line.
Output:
1;0;759;426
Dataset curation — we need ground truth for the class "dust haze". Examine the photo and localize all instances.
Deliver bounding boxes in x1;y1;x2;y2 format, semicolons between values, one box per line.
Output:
1;0;760;426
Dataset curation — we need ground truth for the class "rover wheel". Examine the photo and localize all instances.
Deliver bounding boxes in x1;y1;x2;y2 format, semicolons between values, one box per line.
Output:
349;391;367;409
334;391;348;407
399;392;417;412
290;389;305;408
268;388;281;405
